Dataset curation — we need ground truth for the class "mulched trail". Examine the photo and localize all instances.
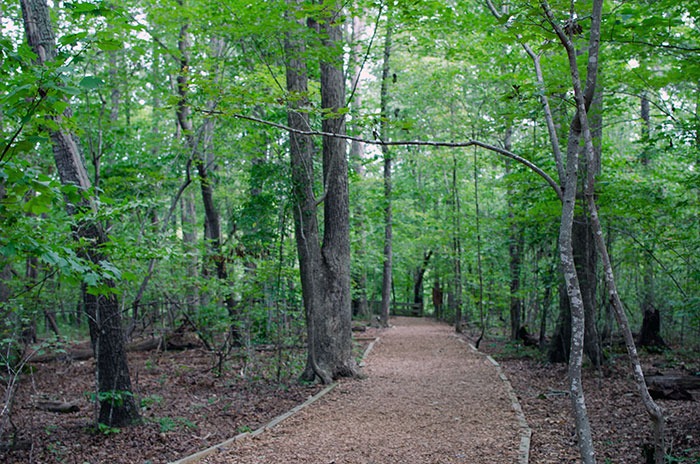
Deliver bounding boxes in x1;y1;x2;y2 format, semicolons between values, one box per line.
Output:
200;317;522;464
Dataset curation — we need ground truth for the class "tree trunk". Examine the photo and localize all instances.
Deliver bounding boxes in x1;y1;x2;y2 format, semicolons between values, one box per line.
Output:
638;94;665;350
453;155;464;332
181;188;199;314
507;217;523;340
349;12;370;321
572;212;603;367
314;0;357;379
548;67;603;368
541;2;605;462
285;0;357;383
175;23;240;344
412;251;432;316
504;125;524;340
549;280;572;363
379;6;394;328
20;0;139;427
558;122;596;464
432;278;443;320
538;245;556;349
545;1;665;462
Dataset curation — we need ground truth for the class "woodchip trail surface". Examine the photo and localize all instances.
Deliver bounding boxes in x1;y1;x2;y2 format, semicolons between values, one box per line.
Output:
199;317;522;464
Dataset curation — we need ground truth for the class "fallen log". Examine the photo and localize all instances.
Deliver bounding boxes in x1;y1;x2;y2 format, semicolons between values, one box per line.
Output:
646;375;700;401
36;400;80;413
646;375;700;391
30;347;93;363
30;322;206;363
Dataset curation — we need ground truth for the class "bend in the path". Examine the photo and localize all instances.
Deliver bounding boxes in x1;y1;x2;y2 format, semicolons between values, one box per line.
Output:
200;317;522;464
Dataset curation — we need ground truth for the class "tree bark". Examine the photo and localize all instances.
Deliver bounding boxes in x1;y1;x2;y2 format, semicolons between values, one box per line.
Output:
181;188;199;314
545;1;665;462
453;155;464;332
572;212;603;367
314;0;357;379
432;278;444;320
20;0;140;427
285;0;357;383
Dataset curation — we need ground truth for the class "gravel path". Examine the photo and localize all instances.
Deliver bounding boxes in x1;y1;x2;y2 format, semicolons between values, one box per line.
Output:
199;317;522;464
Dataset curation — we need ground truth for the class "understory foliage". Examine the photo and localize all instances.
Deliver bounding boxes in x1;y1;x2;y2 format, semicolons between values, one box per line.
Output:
0;0;698;458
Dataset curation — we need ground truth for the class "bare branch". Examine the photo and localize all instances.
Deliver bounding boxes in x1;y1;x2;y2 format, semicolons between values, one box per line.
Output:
484;0;503;20
225;111;563;201
521;43;566;184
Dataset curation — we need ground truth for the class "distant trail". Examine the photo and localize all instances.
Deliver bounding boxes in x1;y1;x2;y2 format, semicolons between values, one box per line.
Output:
199;317;523;464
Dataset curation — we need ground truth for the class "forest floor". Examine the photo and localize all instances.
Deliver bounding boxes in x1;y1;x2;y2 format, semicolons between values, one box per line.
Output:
1;317;698;464
479;335;700;463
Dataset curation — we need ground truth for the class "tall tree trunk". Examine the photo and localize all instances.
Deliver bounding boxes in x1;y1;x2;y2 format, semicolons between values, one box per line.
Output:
638;93;665;350
504;125;523;340
314;0;356;379
572;211;603;367
452;154;464;332
547;55;603;369
349;13;370;320
538;245;557;349
581;75;604;368
175;20;240;344
545;1;665;462
541;2;604;462
285;0;357;383
284;4;325;383
379;6;394;328
20;0;139;427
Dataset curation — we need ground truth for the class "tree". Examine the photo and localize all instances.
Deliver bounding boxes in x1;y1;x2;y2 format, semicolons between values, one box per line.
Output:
541;1;665;461
19;0;140;427
284;0;358;383
174;10;241;345
378;4;394;328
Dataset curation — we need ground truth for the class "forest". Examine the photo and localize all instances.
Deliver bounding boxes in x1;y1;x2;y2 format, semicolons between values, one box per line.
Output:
1;0;699;463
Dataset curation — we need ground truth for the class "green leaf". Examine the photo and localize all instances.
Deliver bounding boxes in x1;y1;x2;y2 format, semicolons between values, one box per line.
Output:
71;2;100;13
59;85;82;96
59;32;89;46
79;75;105;89
23;195;52;215
99;260;122;281
52;99;69;115
96;39;123;51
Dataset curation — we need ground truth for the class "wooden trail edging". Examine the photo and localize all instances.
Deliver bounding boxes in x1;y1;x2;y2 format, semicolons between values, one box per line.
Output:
168;337;380;464
459;338;531;464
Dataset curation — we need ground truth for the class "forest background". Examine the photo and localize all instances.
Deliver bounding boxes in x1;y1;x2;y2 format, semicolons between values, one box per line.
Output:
0;0;699;462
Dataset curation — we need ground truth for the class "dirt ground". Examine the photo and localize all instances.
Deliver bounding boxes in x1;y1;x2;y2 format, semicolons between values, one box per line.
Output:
480;338;700;464
2;343;325;464
1;317;698;463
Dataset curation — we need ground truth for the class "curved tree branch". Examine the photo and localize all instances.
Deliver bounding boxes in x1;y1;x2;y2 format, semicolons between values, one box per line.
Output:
222;111;564;201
